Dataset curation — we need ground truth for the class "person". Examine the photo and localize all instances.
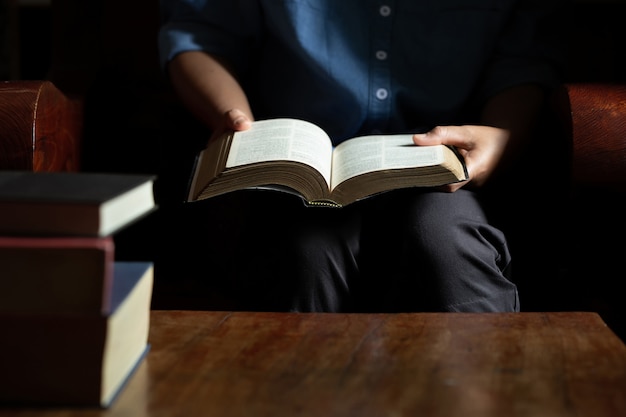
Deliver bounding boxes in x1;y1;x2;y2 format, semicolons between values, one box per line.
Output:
157;1;566;313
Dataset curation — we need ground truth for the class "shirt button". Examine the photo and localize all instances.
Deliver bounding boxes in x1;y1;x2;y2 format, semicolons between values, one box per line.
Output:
375;50;388;60
376;88;389;100
379;5;392;17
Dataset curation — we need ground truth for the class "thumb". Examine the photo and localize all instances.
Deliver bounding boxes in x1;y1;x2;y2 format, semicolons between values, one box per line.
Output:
413;126;470;148
412;126;449;146
225;109;253;131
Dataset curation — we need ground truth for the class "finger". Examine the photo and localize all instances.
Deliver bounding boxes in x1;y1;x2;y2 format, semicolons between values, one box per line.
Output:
225;109;252;131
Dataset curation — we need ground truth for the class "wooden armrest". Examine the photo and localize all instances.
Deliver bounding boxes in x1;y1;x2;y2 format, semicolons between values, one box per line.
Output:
0;80;83;172
566;83;626;190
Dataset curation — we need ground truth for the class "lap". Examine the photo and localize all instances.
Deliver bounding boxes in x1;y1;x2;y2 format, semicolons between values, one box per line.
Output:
198;188;516;312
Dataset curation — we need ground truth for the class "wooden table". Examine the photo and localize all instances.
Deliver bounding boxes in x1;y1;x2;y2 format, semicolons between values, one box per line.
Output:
2;311;626;417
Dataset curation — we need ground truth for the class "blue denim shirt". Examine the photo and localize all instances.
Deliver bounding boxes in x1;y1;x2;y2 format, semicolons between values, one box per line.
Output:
159;0;563;144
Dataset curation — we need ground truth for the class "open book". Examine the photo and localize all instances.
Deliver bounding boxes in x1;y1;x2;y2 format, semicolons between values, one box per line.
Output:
187;118;468;207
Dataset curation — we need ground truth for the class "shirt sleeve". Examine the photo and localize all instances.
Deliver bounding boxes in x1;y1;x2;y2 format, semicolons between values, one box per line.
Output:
158;0;262;73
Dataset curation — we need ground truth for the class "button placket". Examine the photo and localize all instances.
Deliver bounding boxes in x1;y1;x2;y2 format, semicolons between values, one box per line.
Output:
374;3;392;104
366;2;394;132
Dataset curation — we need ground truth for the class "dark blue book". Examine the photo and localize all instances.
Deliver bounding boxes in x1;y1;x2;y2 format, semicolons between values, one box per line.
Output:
0;171;156;237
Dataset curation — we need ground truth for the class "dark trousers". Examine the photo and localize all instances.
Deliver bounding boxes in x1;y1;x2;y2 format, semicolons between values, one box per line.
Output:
223;188;519;313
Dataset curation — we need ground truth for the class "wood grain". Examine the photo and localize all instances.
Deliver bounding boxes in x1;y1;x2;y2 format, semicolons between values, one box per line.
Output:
0;80;82;172
1;311;625;417
567;83;626;189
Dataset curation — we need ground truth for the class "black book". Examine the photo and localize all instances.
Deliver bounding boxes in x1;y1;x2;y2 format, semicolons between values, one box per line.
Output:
0;171;156;236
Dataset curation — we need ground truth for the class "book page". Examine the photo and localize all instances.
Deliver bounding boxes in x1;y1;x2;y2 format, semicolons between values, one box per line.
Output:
226;119;333;186
330;135;445;190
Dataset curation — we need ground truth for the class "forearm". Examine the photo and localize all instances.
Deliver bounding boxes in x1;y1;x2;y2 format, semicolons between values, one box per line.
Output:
167;51;253;130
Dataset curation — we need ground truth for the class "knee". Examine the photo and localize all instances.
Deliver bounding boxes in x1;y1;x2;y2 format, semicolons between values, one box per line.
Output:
403;191;488;244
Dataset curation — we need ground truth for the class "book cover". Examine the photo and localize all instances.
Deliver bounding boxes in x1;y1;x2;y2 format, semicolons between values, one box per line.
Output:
0;261;154;408
0;171;157;236
0;235;115;315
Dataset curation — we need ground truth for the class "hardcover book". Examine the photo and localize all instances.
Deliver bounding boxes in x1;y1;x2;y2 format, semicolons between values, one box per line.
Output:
0;262;154;408
0;171;156;236
188;118;468;207
0;235;115;314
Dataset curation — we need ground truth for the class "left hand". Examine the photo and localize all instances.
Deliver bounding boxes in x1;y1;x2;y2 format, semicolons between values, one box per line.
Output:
413;125;511;192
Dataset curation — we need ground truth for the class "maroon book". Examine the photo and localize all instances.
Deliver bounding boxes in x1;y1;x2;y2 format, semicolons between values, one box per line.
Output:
0;235;115;314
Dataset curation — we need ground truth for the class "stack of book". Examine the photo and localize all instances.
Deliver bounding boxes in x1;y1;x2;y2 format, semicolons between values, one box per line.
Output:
0;171;157;408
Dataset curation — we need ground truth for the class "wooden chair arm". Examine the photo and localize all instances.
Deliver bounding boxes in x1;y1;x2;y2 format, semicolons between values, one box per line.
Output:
565;83;626;190
0;80;83;172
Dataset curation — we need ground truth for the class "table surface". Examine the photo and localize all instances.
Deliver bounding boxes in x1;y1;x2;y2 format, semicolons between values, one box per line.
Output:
2;310;626;417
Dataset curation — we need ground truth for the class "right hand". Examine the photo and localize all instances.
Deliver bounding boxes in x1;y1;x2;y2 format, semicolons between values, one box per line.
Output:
412;124;510;192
